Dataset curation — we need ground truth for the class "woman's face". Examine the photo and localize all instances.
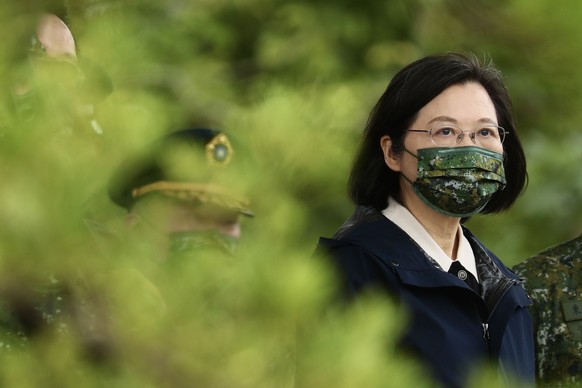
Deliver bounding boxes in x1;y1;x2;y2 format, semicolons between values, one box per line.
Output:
382;81;503;182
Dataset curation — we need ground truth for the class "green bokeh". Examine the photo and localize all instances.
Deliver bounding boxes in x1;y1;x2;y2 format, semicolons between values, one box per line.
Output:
0;0;579;386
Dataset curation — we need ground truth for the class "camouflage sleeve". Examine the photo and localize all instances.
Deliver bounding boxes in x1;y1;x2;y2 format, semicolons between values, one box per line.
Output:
512;235;582;387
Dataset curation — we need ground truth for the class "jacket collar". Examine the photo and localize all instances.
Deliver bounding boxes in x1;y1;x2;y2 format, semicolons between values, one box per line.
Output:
324;207;522;295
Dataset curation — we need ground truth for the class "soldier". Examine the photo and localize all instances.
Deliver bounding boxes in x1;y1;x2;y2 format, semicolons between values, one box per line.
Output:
0;122;254;359
0;11;113;354
513;234;582;386
107;127;254;261
7;12;112;138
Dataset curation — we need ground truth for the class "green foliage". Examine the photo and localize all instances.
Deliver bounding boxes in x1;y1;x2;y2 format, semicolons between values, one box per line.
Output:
0;0;579;385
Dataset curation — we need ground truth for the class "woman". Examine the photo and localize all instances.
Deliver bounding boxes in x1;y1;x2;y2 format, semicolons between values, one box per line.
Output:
316;53;533;387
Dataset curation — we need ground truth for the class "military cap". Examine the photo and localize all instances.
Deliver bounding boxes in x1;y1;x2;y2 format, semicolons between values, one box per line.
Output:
108;128;253;216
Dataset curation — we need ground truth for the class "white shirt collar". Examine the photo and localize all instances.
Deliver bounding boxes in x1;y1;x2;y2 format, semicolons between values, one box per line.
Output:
381;197;479;281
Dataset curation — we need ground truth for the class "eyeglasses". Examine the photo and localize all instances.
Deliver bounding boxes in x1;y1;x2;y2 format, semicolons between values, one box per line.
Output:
407;124;507;147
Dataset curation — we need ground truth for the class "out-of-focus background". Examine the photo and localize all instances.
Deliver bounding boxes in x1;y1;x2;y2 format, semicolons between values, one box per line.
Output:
59;0;581;263
0;0;580;386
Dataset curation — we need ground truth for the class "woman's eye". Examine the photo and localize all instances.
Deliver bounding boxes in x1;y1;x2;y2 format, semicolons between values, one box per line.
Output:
434;126;456;136
478;128;495;137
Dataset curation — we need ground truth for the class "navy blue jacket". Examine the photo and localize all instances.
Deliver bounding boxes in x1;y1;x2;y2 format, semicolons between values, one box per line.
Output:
316;208;534;388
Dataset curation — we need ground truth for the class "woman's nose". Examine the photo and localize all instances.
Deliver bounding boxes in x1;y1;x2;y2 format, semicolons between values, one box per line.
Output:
456;131;477;146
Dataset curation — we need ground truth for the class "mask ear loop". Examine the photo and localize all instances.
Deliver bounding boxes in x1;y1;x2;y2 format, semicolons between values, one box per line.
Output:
403;148;418;159
400;172;414;186
398;148;420;186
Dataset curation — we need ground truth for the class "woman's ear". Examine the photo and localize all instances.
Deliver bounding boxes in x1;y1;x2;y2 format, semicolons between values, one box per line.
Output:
380;135;402;172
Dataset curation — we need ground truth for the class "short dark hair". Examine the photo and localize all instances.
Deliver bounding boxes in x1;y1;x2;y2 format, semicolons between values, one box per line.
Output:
348;52;527;213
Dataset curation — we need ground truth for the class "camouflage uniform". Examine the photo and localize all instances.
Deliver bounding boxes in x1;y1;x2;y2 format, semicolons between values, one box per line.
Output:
513;234;582;387
0;276;70;353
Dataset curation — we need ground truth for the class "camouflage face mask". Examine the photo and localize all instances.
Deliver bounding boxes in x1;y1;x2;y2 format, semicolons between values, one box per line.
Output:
403;146;506;217
168;230;238;259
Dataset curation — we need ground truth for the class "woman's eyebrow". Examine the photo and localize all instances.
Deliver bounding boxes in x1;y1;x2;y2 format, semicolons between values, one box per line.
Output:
427;116;497;125
427;116;457;125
